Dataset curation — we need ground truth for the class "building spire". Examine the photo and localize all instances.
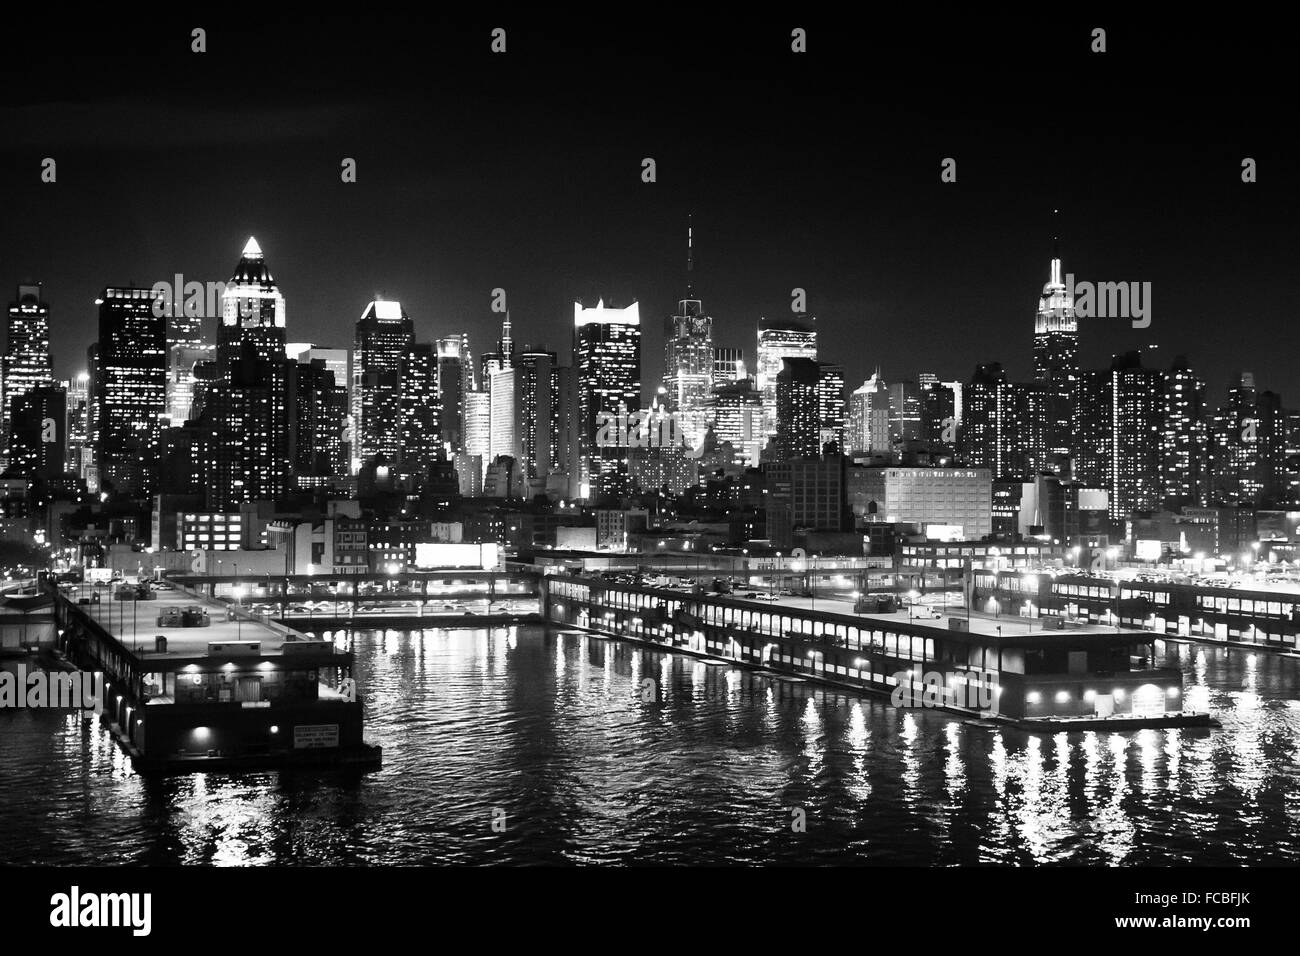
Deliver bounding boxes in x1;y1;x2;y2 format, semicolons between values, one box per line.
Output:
686;212;694;298
1050;208;1061;285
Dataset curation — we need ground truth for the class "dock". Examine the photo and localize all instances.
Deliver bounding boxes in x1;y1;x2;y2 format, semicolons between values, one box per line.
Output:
50;579;381;774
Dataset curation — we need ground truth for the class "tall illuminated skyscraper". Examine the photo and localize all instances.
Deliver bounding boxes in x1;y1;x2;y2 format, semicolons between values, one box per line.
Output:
1073;351;1164;519
65;371;90;476
436;335;467;454
3;284;55;471
96;287;168;496
663;227;713;450
400;342;438;480
1033;255;1079;459
756;317;816;440
352;297;414;468
517;346;557;477
211;237;293;508
163;296;212;428
574;299;640;499
292;358;349;486
1162;356;1207;508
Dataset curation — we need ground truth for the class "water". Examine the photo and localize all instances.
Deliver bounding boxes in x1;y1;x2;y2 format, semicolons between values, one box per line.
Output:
1;628;1298;865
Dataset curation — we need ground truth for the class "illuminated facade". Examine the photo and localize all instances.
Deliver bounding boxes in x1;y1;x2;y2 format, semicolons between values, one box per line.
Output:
1073;352;1163;519
574;299;641;499
712;347;745;388
436;335;468;454
65;372;91;476
663;295;713;449
1162;356;1208;508
516;347;557;477
400;342;438;480
352;298;414;467
848;465;992;539
211;238;293;508
3;284;55;471
848;374;890;455
774;357;821;460
886;380;921;448
1033;257;1080;459
96;287;168;496
293;358;349;485
703;379;763;466
756;318;816;440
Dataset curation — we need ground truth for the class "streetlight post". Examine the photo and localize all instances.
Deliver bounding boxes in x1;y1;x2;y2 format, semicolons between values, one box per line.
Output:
233;585;244;641
810;555;817;615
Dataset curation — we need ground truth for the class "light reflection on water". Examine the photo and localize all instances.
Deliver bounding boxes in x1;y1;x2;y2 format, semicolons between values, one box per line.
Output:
1;630;1299;865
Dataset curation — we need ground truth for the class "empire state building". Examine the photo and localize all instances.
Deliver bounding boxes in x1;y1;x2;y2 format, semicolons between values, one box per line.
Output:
1033;255;1079;463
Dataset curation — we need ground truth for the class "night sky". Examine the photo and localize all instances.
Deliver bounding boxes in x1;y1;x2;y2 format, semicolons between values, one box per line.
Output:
1;11;1295;403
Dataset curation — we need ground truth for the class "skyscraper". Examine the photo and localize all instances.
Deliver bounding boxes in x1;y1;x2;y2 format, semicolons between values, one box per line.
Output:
1108;352;1164;519
352;297;414;468
3;284;55;471
292;358;349;486
663;295;713;449
848;374;890;455
436;335;467;455
961;363;1025;479
1033;256;1080;459
400;342;438;480
756;317;816;440
704;379;763;466
517;346;558;478
488;364;523;465
1162;356;1208;509
165;299;212;428
211;238;293;508
96;287;168;496
817;362;846;455
462;389;491;496
64;372;90;476
921;379;962;453
774;357;822;460
574;299;640;499
1074;352;1163;519
886;380;922;447
8;384;65;480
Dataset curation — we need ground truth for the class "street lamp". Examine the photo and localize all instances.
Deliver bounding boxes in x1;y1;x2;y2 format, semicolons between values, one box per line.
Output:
232;585;245;641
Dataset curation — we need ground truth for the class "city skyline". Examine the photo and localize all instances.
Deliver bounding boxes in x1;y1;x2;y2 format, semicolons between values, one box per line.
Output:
6;7;1300;895
7;234;1297;407
1;15;1296;398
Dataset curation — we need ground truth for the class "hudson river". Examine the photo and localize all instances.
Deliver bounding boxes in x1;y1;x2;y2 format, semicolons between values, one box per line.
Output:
2;627;1298;864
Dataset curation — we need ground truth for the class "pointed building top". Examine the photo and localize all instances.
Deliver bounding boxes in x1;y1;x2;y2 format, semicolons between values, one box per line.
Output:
229;236;276;286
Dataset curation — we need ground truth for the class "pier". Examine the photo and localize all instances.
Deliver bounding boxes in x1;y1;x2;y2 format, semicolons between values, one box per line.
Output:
49;578;380;774
542;572;1212;728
